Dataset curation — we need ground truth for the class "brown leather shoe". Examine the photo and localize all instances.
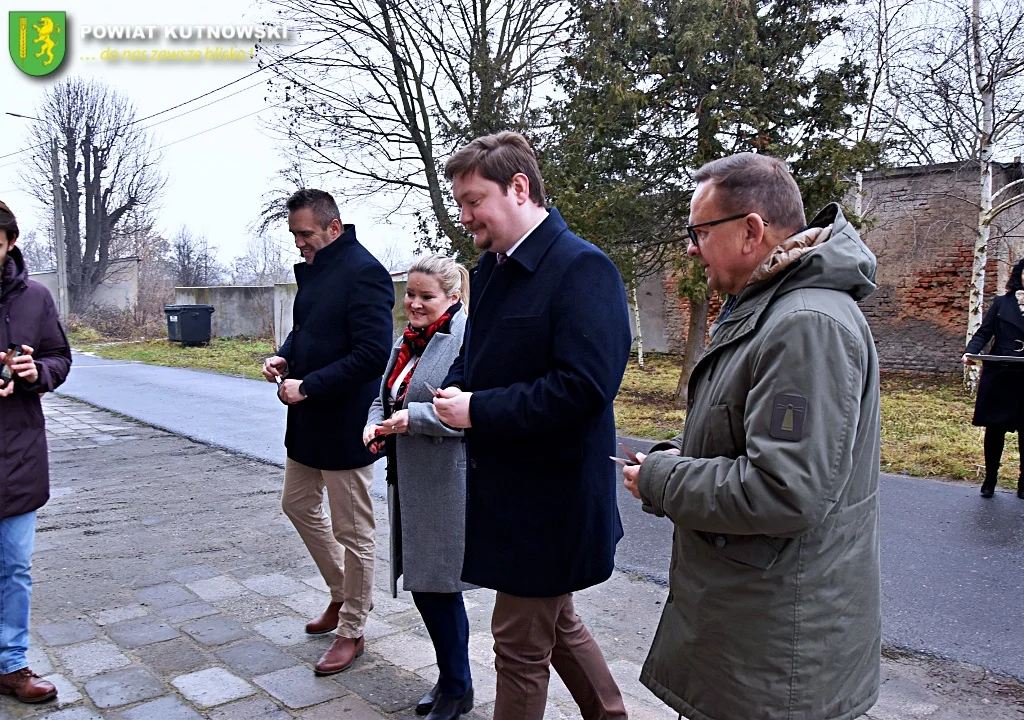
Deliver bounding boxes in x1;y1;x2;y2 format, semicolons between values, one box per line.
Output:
314;635;364;675
0;668;57;703
305;601;342;634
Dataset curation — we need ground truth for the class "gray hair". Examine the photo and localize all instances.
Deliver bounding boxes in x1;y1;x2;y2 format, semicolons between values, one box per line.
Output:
692;153;805;234
408;254;471;314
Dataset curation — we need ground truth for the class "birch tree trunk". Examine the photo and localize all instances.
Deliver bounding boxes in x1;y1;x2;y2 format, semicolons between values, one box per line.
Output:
632;283;645;369
965;0;993;392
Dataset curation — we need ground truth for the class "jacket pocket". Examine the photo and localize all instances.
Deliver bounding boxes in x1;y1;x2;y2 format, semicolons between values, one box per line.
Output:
705;532;791;570
697;404;742;458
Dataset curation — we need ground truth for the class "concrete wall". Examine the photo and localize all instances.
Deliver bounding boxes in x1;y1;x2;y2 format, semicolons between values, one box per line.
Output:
272;280;409;349
273;283;297;348
627;273;671;353
175;286;274;338
30;257;140;310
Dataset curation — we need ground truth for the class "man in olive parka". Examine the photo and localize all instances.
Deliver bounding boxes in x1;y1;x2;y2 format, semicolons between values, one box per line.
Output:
623;154;881;720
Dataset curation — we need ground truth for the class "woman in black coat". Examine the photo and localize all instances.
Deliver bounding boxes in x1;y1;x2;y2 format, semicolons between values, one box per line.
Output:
964;258;1024;499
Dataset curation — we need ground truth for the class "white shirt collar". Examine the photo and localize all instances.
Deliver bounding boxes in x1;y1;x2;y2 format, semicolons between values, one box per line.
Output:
504;211;549;258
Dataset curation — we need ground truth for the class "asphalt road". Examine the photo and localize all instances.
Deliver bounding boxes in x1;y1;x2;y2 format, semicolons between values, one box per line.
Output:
58;352;1024;680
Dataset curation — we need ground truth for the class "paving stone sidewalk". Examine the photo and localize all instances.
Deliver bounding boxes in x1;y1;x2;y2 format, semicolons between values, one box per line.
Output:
1;395;1020;720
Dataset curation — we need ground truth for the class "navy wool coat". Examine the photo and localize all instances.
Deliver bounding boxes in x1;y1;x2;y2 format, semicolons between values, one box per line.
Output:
966;293;1024;430
0;247;72;519
278;225;394;470
443;208;632;597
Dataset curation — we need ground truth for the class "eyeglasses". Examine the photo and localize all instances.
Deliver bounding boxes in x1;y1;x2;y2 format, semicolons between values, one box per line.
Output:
685;212;768;248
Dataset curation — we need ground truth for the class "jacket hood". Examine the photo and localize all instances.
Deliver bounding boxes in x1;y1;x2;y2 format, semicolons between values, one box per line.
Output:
0;246;28;301
766;203;877;302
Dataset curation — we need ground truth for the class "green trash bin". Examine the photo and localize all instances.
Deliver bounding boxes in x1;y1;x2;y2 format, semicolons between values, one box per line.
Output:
164;304;214;345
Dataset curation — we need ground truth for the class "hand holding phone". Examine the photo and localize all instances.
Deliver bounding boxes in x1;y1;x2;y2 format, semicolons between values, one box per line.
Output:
610;442;642;466
0;344;26;390
365;426;388;454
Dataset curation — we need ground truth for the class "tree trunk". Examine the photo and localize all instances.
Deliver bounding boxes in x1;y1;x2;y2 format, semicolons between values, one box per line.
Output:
674;292;710;409
632;282;644;369
965;0;991;393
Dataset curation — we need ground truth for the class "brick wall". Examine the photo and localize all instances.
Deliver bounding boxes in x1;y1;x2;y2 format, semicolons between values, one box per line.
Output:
857;161;1022;374
644;161;1024;374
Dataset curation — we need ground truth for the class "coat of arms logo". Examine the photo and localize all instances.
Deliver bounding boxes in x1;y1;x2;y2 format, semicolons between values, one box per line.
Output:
9;11;67;76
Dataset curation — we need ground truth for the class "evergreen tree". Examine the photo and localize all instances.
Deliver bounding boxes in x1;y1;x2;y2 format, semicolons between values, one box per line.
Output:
544;0;881;403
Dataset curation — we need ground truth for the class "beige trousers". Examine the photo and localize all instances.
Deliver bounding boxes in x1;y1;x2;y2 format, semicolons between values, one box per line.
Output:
491;591;627;720
282;457;375;638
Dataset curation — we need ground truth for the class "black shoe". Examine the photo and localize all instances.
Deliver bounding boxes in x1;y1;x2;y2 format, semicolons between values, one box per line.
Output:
981;476;997;498
425;688;474;720
416;684;438;715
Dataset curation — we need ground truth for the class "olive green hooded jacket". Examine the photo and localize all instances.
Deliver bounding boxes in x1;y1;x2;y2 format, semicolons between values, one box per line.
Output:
637;204;881;720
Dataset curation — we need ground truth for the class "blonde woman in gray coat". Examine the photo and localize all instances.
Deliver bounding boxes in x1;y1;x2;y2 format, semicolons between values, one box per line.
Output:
363;255;473;720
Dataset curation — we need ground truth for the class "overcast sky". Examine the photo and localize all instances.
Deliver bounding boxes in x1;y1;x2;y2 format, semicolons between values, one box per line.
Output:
0;0;417;270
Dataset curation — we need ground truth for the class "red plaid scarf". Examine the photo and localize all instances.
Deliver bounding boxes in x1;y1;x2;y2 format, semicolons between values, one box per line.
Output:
386;302;461;409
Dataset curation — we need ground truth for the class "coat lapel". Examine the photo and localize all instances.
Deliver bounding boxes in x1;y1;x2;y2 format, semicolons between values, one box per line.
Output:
997;295;1024;335
469;210;567;352
382;313;465;407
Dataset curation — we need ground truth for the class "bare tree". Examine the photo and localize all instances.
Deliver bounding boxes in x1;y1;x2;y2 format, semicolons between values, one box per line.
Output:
374;239;413;273
113;209;175;330
257;0;570;257
171;228;222;288
253;153;310;236
20;77;164;311
229;235;294;285
15;230;55;272
866;0;1024;388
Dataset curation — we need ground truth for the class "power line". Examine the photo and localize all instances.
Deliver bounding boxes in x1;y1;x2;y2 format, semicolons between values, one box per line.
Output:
155;72;347;150
156;100;287;150
130;36;331;128
137;76;271;134
0;35;333;164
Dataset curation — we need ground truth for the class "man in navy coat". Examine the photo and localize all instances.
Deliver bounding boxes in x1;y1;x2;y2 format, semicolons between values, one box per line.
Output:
262;189;393;676
434;133;630;720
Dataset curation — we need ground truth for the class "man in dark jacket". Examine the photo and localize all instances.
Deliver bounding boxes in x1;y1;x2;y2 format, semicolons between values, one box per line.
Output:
434;133;630;720
262;190;393;675
0;201;71;704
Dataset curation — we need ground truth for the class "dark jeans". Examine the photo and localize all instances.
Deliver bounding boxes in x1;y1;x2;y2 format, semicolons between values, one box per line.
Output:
412;591;472;696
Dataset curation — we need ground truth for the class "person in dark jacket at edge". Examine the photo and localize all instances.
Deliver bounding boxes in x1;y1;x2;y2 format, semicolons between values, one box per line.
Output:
963;258;1024;498
433;132;631;720
261;190;393;676
622;154;881;720
0;201;71;704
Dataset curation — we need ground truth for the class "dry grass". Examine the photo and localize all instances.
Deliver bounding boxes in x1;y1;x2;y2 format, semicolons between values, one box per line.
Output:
878;374;1016;487
70;333;274;382
615;354;1013;488
614;354;687;440
68;334;1010;487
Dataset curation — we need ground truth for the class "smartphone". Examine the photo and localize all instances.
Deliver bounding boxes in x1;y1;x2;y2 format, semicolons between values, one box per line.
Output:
0;344;25;389
365;426;388;453
610;443;642;466
424;382;441;397
619;443;641;464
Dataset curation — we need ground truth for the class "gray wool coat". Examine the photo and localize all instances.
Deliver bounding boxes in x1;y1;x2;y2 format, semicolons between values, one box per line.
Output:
366;311;473;597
